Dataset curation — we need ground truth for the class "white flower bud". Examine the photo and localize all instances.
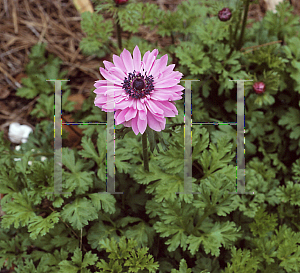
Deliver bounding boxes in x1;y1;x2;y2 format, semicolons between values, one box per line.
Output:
8;122;33;144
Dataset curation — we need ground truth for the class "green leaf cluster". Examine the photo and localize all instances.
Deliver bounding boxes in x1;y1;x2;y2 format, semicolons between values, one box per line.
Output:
96;237;159;272
80;11;113;57
2;0;300;272
15;43;74;119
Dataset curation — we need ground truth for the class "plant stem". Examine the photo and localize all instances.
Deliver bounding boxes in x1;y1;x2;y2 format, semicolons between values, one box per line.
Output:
13;152;53;157
142;132;149;172
192;208;213;236
116;15;122;50
241;40;282;54
236;0;251;50
226;4;243;59
229;24;233;48
171;31;175;45
233;7;242;47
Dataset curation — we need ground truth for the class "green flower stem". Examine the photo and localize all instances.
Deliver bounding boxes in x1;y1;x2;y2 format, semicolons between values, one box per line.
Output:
13;152;53;157
116;19;122;50
236;0;251;50
229;24;233;48
142;132;149;172
226;5;243;59
192;208;213;236
115;4;122;50
233;7;242;47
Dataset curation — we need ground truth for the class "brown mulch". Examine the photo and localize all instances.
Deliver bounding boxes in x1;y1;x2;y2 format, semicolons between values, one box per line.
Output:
0;0;299;141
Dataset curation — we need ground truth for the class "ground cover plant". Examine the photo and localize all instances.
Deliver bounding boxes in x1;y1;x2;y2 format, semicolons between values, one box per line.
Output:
0;0;300;272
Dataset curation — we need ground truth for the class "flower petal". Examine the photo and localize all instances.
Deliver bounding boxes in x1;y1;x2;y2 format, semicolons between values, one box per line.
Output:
150;86;183;101
154;85;184;93
131;116;139;135
155;69;182;84
94;80;107;88
150;112;165;123
145;99;164;115
113;54;127;72
154;78;180;88
123;119;132;128
137;110;147;134
131;99;137;109
109;67;127;82
115;97;134;109
151;92;173;100
121;48;134;73
161;64;175;75
149;54;168;78
144;49;158;75
100;67;123;85
162;70;183;81
139;108;147;120
133;45;142;73
125;107;137;121
94;85;122;95
142;51;150;65
94;95;107;105
114;109;122;119
136;99;146;111
155;100;178;117
147;111;165;132
115;108;130;125
103;61;115;70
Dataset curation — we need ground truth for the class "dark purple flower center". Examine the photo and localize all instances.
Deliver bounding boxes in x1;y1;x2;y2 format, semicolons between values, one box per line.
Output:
122;70;154;99
133;79;145;90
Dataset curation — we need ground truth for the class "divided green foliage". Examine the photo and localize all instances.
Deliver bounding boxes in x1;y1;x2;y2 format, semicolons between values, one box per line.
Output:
198;134;235;180
1;190;37;229
80;11;113;57
278;107;300;155
171;259;192;273
250;225;300;272
96;237;159;273
238;165;280;218
58;248;98;273
78;134;106;181
276;181;300;207
284;37;300;94
263;1;300;42
249;207;278;238
118;2;164;33
60;197;98;230
62;147;95;194
222;246;260;273
15;43;74;119
1;0;300;272
0;229;32;270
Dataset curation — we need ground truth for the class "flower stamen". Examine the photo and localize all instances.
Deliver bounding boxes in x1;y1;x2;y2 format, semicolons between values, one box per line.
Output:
122;70;154;99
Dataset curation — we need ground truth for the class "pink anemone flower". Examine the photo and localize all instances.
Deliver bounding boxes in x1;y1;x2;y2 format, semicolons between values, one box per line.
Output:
93;45;184;135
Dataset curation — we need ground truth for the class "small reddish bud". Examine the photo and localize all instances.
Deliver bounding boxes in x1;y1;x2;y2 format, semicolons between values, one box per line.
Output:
253;82;266;94
115;0;128;4
218;8;232;22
